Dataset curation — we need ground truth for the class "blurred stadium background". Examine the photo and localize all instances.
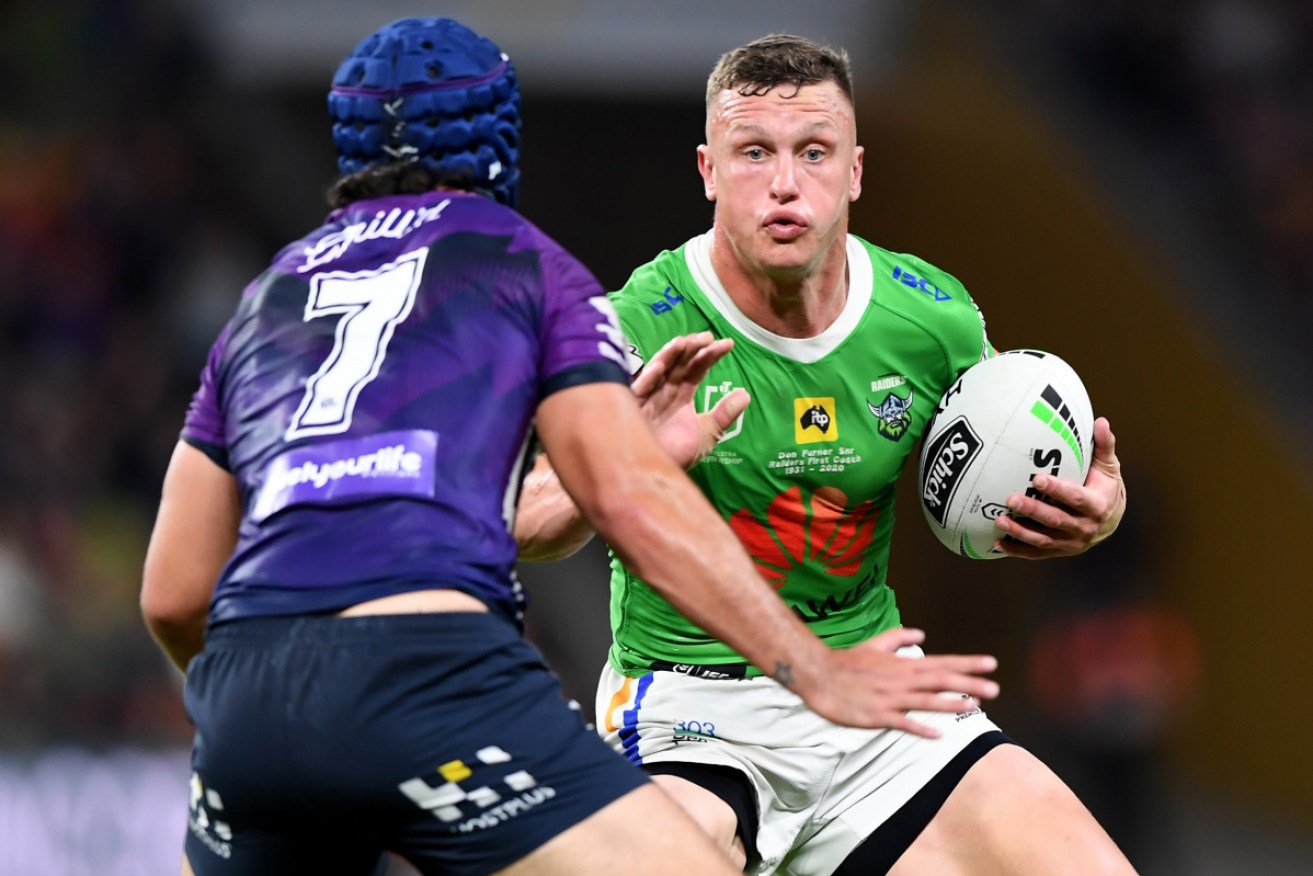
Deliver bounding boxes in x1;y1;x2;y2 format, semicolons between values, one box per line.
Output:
2;1;1311;873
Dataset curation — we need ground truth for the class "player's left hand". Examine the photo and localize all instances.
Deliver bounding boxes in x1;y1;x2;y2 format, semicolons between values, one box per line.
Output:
633;332;750;469
993;416;1126;559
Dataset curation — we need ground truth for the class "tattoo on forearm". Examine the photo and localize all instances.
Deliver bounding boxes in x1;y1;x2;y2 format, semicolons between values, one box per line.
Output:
772;662;795;688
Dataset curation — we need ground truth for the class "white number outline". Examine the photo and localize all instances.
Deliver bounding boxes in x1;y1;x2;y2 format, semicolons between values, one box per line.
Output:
286;247;428;440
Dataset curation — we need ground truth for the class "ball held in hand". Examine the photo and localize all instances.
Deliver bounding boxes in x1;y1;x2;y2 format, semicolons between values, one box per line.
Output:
918;350;1094;559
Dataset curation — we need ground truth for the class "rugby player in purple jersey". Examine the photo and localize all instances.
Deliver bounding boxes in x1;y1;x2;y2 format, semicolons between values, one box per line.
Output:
140;17;999;876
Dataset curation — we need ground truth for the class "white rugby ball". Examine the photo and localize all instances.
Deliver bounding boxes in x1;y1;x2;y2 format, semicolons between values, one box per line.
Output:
917;350;1094;559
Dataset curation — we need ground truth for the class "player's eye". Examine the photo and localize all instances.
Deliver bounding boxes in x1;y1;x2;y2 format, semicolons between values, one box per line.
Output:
744;147;765;160
804;148;825;161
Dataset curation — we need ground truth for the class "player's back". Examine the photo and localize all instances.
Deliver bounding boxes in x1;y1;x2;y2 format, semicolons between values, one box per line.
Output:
183;189;621;625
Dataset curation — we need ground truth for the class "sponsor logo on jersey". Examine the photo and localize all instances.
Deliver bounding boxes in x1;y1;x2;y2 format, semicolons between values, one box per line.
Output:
728;485;879;593
251;429;437;522
921;417;983;527
891;265;951;301
705;381;746;442
673;718;719;743
795;397;837;443
647;285;685;315
866;384;915;441
399;746;556;833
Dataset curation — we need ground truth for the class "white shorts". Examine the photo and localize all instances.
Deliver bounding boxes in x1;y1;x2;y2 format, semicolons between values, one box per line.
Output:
595;654;1002;875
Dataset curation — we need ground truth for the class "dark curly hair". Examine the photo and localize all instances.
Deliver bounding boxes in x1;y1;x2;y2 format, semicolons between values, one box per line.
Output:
705;33;854;106
327;160;479;209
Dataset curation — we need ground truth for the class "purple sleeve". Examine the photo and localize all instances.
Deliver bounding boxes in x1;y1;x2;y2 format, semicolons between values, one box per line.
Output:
180;324;230;450
537;246;630;397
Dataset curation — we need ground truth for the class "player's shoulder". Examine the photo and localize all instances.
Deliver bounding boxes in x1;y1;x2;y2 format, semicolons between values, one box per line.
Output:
610;241;688;304
857;236;986;336
608;238;710;347
856;237;973;311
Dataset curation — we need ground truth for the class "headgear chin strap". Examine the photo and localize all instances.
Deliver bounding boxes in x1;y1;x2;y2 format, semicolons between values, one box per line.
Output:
328;17;522;208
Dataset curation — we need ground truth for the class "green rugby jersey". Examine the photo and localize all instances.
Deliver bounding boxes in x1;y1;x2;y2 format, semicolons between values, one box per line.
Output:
607;232;991;677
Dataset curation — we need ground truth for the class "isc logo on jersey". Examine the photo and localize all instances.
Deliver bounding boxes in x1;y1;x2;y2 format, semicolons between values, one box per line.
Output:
795;397;837;443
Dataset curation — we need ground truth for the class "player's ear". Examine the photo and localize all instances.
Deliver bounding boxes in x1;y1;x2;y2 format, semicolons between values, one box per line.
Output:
850;145;864;202
697;145;716;202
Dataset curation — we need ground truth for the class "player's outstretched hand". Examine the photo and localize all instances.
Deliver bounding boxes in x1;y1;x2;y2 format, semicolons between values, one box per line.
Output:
994;416;1127;559
633;332;751;469
801;627;999;737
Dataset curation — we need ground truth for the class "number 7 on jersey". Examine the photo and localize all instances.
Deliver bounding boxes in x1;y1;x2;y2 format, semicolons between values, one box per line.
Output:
286;248;428;440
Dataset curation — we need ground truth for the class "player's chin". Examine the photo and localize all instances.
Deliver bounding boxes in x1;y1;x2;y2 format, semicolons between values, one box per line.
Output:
757;248;818;279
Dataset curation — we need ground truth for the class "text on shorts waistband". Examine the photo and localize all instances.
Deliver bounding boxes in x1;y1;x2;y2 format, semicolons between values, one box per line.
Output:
648;659;749;680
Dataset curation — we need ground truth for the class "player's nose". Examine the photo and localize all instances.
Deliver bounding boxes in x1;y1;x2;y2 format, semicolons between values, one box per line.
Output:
770;156;800;201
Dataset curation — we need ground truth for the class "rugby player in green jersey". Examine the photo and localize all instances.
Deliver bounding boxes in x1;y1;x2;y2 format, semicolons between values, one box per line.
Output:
515;33;1130;876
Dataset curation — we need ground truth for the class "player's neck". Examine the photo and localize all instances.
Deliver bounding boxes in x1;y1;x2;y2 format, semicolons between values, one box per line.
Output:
709;235;849;339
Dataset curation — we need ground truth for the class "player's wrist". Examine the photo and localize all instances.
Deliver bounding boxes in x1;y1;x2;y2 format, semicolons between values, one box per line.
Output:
764;635;830;697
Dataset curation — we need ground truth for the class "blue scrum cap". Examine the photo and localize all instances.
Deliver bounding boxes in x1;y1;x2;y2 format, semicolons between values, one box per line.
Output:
328;17;522;207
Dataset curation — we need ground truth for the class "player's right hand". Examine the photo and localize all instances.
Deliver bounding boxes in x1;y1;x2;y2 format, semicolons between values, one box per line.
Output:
632;332;750;469
800;627;1000;737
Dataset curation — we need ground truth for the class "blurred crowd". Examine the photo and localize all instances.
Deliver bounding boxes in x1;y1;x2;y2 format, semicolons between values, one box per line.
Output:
0;0;261;747
1021;0;1313;331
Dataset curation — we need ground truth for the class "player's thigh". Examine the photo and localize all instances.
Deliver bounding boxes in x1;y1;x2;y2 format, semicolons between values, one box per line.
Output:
495;784;741;876
650;774;746;869
890;744;1135;876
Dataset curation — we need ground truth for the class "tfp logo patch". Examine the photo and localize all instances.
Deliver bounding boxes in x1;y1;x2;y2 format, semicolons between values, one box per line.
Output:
921;417;982;526
794;398;837;444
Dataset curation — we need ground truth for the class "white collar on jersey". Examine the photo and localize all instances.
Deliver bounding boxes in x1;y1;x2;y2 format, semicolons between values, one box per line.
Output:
683;231;873;364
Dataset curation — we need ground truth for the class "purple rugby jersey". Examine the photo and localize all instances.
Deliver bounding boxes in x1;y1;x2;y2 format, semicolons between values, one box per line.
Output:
182;190;629;625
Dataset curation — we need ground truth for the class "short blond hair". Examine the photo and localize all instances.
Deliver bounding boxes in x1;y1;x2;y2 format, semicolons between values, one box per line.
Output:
705;33;854;108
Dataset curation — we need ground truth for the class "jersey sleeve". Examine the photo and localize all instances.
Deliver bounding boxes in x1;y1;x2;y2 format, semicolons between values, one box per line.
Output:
893;250;993;379
607;254;686;376
537;244;631;398
180;322;232;469
936;267;993;374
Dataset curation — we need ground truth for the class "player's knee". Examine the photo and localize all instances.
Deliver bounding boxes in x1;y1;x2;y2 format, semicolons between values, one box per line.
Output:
973;743;1068;799
972;746;1133;871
